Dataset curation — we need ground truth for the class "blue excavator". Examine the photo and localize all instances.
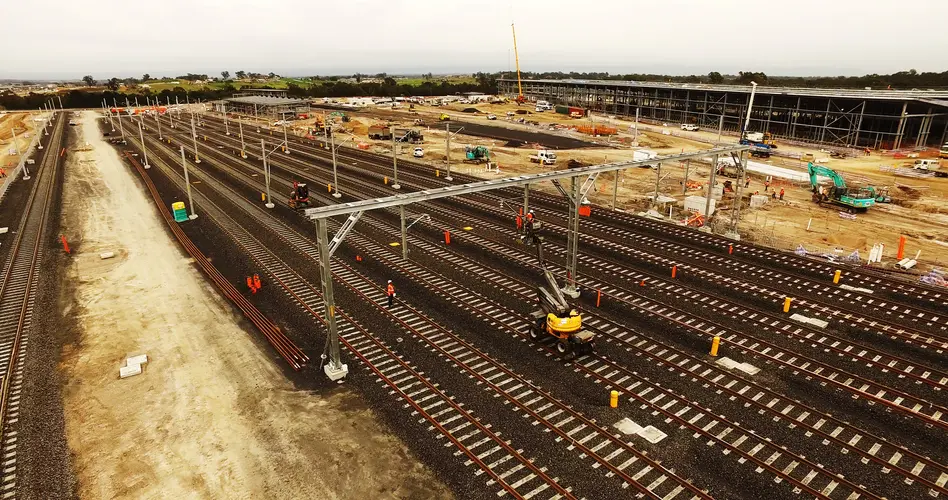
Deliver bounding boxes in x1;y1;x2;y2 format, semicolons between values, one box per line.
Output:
807;163;875;212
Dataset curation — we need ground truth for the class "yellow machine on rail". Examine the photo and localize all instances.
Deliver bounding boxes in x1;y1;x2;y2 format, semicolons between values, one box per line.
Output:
522;219;595;358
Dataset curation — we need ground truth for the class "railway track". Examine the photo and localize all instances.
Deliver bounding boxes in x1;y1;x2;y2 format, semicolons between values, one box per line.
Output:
126;132;579;500
193;115;947;349
141;121;934;498
0;113;65;498
145;114;947;497
179;122;945;418
134;128;715;499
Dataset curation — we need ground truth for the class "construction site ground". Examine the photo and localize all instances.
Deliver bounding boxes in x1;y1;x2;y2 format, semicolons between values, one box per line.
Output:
1;112;38;192
258;100;947;273
55;112;451;499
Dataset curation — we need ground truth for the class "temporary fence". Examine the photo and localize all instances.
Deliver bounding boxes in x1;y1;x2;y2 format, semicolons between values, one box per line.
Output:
0;116;47;205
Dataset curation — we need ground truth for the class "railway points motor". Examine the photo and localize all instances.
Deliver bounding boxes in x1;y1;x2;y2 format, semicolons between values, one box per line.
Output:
521;221;595;358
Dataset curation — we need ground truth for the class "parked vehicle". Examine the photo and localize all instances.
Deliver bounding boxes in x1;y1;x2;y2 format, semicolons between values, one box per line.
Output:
486;114;497;120
680;124;699;131
529;149;557;165
413;147;424;158
939;143;948;159
913;159;941;170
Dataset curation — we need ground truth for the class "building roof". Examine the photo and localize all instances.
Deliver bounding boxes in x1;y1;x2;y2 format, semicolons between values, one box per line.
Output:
500;78;948;101
224;95;307;106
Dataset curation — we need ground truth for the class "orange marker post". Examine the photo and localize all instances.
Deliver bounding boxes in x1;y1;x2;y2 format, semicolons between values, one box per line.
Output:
671;265;677;278
728;244;733;255
60;235;70;254
596;289;602;307
444;231;451;245
897;235;906;260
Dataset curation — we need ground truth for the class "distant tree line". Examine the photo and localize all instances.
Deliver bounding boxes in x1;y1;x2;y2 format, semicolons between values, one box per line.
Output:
501;69;948;89
3;69;946;111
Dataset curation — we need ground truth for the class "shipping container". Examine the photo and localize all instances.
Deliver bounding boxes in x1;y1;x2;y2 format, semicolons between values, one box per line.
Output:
568;106;585;117
555;105;569;114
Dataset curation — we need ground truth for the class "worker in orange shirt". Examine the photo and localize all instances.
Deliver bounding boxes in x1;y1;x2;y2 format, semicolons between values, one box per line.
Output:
525;210;535;230
246;276;256;294
386;280;396;308
779;188;785;201
252;274;262;292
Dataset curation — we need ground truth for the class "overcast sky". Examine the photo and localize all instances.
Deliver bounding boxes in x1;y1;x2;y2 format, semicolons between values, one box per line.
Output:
2;0;946;80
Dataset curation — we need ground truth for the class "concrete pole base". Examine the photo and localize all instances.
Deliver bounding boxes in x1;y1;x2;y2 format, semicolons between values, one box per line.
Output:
188;214;199;220
194;159;201;164
144;164;151;170
22;175;31;181
324;363;349;381
723;231;741;240
562;286;581;299
38;145;43;150
445;176;453;181
332;193;342;199
392;184;401;190
265;202;275;209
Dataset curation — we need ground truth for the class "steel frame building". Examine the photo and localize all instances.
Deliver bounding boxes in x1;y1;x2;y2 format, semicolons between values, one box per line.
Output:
499;79;948;149
221;93;309;120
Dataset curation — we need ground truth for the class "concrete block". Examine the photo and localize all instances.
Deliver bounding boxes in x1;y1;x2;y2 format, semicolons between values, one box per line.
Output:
684;196;714;216
716;357;760;375
839;284;873;294
126;354;148;366
120;364;142;379
750;194;770;208
0;227;7;234
638;425;667;444
790;313;828;329
614;418;643;435
710;185;724;200
99;251;115;260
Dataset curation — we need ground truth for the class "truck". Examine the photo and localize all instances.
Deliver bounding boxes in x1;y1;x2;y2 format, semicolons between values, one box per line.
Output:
940;143;948;159
395;129;424;143
368;125;392;140
529;150;557;165
680;123;699;131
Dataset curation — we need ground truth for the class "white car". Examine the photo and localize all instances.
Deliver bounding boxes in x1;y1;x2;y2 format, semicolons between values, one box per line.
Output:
486;114;497;120
680;124;699;131
413;147;424;158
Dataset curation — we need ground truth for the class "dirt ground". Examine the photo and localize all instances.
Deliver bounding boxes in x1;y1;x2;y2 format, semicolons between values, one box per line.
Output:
59;111;452;499
1;112;38;189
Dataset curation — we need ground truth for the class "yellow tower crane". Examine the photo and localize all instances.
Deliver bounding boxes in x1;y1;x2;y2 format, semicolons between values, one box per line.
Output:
511;23;525;104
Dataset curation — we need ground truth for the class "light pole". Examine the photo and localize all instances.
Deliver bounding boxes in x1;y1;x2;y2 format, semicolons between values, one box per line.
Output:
118;108;127;144
283;122;290;154
223;104;230;135
139;122;151;169
239;120;246;158
444;123;465;181
260;139;276;208
190;116;201;163
329;131;353;199
390;125;400;189
10;125;20;156
155;110;163;140
180;146;198;220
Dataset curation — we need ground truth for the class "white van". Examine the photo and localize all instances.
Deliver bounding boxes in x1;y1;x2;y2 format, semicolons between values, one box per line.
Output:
913;159;941;170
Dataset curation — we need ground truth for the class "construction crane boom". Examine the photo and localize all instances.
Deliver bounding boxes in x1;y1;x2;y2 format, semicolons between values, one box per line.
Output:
511;23;524;104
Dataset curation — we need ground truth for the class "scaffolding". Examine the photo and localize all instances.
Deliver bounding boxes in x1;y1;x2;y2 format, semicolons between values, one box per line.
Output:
499;79;948;150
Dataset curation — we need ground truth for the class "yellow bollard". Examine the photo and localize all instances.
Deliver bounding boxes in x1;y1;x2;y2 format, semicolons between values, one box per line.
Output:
609;390;618;408
328;183;332;193
261;192;266;202
783;297;792;313
710;336;721;356
384;176;389;185
436;169;440;177
833;269;841;284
